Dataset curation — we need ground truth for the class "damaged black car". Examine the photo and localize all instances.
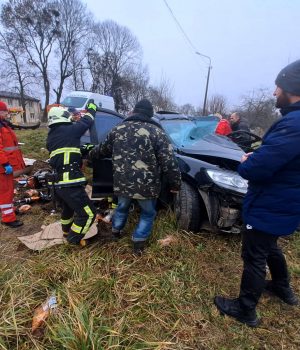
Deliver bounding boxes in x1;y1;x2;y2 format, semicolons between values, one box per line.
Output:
86;109;248;233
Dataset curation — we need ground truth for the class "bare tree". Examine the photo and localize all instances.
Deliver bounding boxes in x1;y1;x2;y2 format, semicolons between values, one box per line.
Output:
1;0;61;122
88;20;143;111
119;65;150;112
67;54;90;91
177;103;197;115
147;76;175;111
236;88;279;131
207;94;227;115
0;30;35;122
52;0;91;103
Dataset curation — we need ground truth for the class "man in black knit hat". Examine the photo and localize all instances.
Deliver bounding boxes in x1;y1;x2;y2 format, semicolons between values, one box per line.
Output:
89;99;181;255
214;59;300;327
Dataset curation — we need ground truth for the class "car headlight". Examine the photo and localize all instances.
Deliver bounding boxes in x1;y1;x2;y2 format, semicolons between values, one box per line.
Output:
206;169;248;194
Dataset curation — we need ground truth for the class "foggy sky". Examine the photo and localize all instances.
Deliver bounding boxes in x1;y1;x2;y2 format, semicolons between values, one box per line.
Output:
85;0;300;110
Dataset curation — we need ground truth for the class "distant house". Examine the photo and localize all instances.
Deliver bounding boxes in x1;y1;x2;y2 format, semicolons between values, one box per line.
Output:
0;91;41;123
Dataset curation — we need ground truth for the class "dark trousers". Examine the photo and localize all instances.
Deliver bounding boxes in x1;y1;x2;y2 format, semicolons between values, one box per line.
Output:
239;225;289;310
55;186;96;244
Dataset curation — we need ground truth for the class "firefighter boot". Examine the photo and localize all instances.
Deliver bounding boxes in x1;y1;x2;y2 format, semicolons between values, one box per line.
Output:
67;230;85;246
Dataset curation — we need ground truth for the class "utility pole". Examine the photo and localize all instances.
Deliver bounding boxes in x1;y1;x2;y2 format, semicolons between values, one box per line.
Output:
195;51;212;116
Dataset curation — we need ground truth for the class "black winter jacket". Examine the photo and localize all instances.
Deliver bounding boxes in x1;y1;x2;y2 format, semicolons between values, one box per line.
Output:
90;113;181;199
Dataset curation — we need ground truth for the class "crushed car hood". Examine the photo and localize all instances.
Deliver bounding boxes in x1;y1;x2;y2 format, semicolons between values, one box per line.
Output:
178;134;245;162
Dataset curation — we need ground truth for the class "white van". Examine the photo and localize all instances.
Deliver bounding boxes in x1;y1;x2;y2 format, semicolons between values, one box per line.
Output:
61;91;115;111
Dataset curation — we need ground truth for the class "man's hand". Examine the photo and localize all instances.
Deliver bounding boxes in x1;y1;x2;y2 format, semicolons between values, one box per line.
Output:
3;163;13;175
241;152;253;163
80;144;95;157
70;113;81;122
86;102;97;117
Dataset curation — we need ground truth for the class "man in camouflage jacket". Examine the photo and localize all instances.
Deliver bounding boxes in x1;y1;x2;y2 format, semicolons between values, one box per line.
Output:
90;99;181;254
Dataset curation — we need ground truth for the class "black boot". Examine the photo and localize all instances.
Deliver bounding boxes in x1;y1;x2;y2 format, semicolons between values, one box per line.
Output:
111;228;124;241
214;296;260;327
79;234;100;247
67;230;85;245
133;241;145;256
264;280;299;305
2;220;23;228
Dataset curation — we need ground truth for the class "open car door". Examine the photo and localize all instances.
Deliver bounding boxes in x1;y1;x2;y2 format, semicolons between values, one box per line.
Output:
83;109;124;199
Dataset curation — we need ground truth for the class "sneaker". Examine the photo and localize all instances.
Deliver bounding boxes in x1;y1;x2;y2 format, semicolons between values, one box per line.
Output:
2;220;23;228
214;296;260;327
264;280;298;305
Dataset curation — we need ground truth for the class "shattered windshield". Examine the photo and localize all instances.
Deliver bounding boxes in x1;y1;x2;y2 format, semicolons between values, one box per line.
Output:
161;117;218;147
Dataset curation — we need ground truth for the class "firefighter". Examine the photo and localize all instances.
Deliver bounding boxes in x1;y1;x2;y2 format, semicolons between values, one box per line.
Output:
46;104;97;246
0;101;25;228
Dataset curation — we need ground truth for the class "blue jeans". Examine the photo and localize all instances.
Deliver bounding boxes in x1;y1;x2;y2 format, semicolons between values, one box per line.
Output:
112;197;157;242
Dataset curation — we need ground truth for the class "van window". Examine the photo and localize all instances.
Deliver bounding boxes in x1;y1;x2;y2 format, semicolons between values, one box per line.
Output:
61;96;87;108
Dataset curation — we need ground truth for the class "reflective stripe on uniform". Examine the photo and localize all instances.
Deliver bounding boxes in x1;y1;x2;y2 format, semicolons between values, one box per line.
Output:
3;146;19;151
82;205;94;233
49;147;84;185
71;223;82;233
48;177;86;185
63;172;69;182
3;209;14;215
49;147;81;158
0;204;13;209
61;218;73;225
64;151;70;165
85;112;94;120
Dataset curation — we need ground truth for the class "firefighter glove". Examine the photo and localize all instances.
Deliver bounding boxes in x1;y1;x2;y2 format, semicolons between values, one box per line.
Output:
3;163;13;175
80;143;95;157
86;102;97;117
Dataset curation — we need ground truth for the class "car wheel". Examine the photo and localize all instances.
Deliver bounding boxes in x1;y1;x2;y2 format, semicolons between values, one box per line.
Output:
174;181;202;232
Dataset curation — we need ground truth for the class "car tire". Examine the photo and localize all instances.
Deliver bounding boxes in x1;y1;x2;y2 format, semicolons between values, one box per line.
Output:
174;181;202;232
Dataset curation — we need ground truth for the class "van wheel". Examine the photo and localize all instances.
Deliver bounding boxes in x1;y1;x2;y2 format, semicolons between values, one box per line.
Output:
174;181;203;232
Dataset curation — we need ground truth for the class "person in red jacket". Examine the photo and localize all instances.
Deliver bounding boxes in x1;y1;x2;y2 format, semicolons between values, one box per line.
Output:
0;101;25;227
214;113;232;136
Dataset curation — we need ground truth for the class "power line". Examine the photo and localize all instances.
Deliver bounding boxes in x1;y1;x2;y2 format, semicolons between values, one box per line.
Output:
162;0;209;67
162;0;197;53
162;0;213;113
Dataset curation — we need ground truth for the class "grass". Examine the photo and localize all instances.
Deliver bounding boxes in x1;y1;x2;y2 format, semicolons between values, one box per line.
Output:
15;129;48;160
1;213;300;349
0;128;299;349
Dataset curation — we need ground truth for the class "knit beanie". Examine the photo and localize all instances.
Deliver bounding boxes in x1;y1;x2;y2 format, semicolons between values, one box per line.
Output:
133;99;154;118
275;59;300;96
0;101;8;112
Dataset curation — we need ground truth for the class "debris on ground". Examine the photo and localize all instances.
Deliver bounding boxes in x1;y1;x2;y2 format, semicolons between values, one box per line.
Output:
98;209;114;224
158;235;178;247
18;222;98;251
32;292;58;334
18;204;32;213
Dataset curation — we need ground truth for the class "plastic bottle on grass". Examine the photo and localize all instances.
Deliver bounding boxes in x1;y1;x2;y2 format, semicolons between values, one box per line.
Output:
31;293;58;333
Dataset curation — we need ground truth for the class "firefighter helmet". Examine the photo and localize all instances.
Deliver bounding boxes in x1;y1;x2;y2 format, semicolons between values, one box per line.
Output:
48;106;71;126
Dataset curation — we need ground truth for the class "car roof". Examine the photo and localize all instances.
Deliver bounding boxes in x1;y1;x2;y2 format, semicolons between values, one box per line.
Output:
95;108;124;119
154;112;219;122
